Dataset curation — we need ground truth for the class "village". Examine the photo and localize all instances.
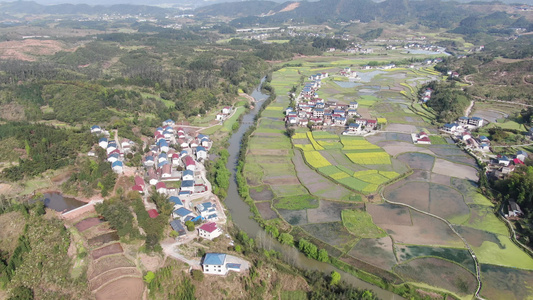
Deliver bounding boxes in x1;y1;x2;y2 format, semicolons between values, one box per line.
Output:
89;116;248;277
285;70;381;136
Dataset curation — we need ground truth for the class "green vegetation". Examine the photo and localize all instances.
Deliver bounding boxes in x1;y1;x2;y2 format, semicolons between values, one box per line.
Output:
423;81;470;123
274;195;318;210
0;123;95;182
341;209;387;238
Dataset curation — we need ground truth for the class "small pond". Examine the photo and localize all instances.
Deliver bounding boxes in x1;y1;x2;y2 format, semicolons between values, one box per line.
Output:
42;192;86;212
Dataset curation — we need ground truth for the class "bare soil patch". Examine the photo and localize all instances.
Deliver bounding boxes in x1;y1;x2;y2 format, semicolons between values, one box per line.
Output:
339;254;403;284
385;123;418;133
430;174;452;186
384;181;430;211
357;107;372;119
432;159;478;181
348;237;397;270
88;232;119;248
278;209;308;226
0;103;26;121
0;211;26;256
91;243;123;260
367;203;413;226
406;169;430;181
75;217;103;232
0;39;67;61
249;185;274;201
94;277;144;300
88;255;136;279
279;2;300;12
396;152;435;170
90;267;141;291
380;209;465;247
429;184;469;221
307;200;361;223
480;264;533;300
455;226;501;248
256;202;278;220
139;253;163;272
394;257;477;296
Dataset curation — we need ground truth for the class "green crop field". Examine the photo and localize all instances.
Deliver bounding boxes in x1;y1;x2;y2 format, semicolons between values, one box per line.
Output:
312;131;339;139
274;194;319;210
342;209;387;238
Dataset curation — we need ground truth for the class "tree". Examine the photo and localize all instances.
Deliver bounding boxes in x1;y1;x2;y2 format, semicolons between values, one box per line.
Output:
9;286;33;300
330;271;341;286
278;233;293;246
143;271;155;283
185;221;195;231
317;249;329;262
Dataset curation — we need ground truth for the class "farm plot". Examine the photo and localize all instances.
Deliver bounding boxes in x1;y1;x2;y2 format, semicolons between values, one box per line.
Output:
303;151;331;168
256;202;278;220
94;277;144;300
464;204;509;235
300;222;359;252
345;151;391;164
385;123;418;133
312;131;339;139
90;268;140;291
75;217;103;232
380;209;465;247
395;245;476;274
480;264;533;300
274;194;319;210
88;255;136;279
341;209;387;238
429;146;468;157
292;151;352;199
88;232;119;248
367;203;413;226
306;200;361;223
382;143;433;157
249;185;274;201
317;140;343;149
428;183;470;223
396;152;435;170
271;184;309;198
278;209;308;226
307;132;324;150
348;237;397;270
340;137;381;150
445;155;478;167
430;173;452;186
451;178;492;206
432;159;478;181
472;235;533;269
91;243;123;260
406;169;430;181
394;257;477;297
384;181;430;211
249;135;291;150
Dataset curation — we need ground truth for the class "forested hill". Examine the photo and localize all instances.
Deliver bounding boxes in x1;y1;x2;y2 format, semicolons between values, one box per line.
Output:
0;1;172;16
199;0;531;29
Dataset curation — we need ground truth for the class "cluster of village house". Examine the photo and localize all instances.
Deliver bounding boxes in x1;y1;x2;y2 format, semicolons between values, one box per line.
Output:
285;69;379;135
91;120;240;275
90;125;132;174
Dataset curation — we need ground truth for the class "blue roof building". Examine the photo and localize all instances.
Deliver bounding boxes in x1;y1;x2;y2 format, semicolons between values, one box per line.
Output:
169;220;186;236
169;196;183;206
173;207;193;217
203;253;226;266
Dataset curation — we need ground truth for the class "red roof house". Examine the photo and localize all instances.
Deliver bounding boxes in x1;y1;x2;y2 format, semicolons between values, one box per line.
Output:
134;176;145;187
147;209;159;218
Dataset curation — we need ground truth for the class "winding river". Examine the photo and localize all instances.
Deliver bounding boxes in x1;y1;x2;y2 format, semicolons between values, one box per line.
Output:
224;79;403;300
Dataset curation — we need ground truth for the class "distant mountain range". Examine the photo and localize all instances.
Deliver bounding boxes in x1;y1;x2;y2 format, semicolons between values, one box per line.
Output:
0;0;531;8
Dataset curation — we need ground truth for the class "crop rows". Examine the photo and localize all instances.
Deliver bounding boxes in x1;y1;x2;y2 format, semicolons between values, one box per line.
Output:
307;132;325;150
303;151;331;168
346;152;391;164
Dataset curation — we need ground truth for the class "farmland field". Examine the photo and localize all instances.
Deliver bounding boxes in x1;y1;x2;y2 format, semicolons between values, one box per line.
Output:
341;209;387;238
244;56;533;299
394;257;477;297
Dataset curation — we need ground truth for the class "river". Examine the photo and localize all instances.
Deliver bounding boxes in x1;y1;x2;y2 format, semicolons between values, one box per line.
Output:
224;79;404;300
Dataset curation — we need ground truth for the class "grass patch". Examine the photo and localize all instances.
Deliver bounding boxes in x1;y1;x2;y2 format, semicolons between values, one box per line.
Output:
200;125;222;135
312;131;339;139
222;106;245;132
342;209;387;238
274;194;319;210
473;236;533;270
429;135;448;145
337;177;369;191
